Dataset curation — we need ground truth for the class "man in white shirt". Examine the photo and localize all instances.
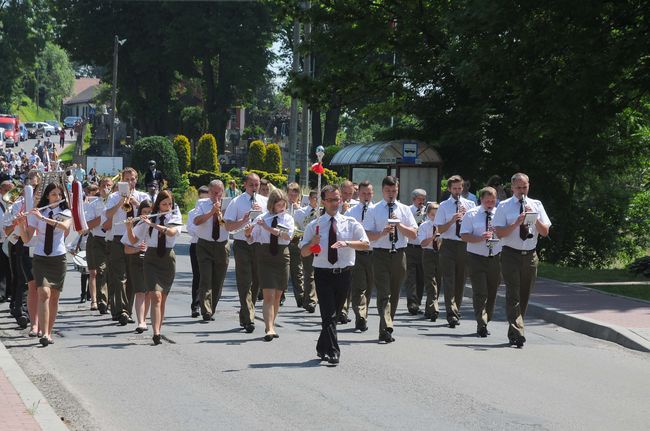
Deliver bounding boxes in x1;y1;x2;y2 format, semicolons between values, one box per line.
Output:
224;173;268;333
460;187;502;338
434;175;476;328
85;177;113;314
364;176;418;343
104;167;150;325
405;188;427;315
300;185;369;364
345;180;375;331
0;180;14;304
293;190;319;313
494;173;550;348
193;180;230;322
187;186;210;317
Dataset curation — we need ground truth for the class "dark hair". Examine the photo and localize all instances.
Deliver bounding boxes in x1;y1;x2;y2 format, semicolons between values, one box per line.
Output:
152;190;174;214
447;175;463;187
36;182;69;211
321;184;340;199
382;176;398;187
358;180;372;189
138;199;153;213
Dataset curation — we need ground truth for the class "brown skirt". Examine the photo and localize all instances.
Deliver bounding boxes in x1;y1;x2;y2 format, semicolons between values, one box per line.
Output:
143;248;176;294
255;243;289;291
32;254;67;290
126;253;146;293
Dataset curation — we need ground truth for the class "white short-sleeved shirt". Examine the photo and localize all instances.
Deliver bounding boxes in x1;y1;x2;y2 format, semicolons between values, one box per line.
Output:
31;207;72;257
460;206;502;257
121;222;146;250
345;201;374;250
363;200;417;250
409;204;427;245
294;205;318;230
103;190;151;237
416;218;439;251
223;192;268;241
250;211;294;245
299;212;369;269
493;196;551;250
132;211;183;248
193;198;228;243
0;202;7;242
187;207;199;244
433;195;477;241
84;196;106;237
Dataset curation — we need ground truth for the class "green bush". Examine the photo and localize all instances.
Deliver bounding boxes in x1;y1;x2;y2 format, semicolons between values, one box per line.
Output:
264;143;282;173
171;174;197;213
247;140;266;171
195;133;219;172
186;170;234;190
228;167;242;178
173;134;192;173
244;169;288;188
292;167;343;189
131;136;181;187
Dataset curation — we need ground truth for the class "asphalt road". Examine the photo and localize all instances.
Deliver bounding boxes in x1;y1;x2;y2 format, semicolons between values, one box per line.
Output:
0;234;648;431
8;133;73;156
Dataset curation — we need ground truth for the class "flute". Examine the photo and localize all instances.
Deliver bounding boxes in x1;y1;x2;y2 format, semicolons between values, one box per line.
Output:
114;210;172;225
36;199;65;211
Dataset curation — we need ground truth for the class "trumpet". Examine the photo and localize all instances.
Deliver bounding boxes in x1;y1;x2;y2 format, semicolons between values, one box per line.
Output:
114;210;172;226
2;182;23;205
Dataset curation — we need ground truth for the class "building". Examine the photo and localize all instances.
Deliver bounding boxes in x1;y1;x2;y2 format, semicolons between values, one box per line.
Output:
62;78;100;119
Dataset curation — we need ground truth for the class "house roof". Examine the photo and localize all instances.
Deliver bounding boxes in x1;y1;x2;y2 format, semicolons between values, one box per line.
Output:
63;78;100;104
63;84;99;105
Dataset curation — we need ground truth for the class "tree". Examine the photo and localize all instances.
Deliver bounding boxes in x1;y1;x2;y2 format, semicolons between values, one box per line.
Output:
131;136;181;187
265;143;282;174
248;140;266;171
31;42;75;114
173;135;191;173
195;133;219;173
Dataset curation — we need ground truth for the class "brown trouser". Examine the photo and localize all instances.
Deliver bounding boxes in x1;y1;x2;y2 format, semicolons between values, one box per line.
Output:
439;239;467;323
372;248;406;334
233;240;259;326
404;244;424;310
466;252;501;330
350;250;374;321
107;237;132;317
421;249;440;318
300;253;318;309
197;239;230;315
501;246;538;339
288;240;305;306
87;234;108;307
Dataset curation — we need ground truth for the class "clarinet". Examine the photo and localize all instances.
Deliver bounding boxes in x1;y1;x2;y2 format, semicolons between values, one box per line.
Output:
522;194;534;239
389;200;397;253
486;212;499;257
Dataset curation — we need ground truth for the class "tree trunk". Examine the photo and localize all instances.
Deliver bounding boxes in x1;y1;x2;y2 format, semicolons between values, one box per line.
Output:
312;108;322;149
323;106;341;146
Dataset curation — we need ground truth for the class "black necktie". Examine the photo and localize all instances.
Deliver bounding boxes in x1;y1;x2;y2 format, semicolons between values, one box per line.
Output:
44;210;54;255
519;199;528;240
212;213;220;241
157;216;166;256
328;216;338;264
269;216;278;255
432;225;438;251
486;210;491;232
455;199;461;238
361;204;367;222
388;203;398;243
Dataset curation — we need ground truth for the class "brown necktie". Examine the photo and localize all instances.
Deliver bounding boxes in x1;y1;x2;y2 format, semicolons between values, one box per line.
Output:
269;216;278;255
432;225;438;251
157;216;166;256
328;216;338;264
44;210;54;255
212;213;220;241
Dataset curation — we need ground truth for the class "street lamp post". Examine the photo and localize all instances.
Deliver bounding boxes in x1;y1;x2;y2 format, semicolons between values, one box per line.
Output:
110;35;126;157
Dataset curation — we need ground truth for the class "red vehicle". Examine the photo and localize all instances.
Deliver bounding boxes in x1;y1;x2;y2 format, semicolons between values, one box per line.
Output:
0;114;21;147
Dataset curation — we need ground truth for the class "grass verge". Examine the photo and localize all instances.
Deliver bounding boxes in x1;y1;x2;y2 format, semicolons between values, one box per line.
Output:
13;96;58;122
589;285;650;301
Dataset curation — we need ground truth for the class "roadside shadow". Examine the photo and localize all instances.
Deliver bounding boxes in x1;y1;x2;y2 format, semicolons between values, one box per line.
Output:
174;328;243;336
446;342;512;351
197;338;258;345
69;342;137;349
248;359;322;369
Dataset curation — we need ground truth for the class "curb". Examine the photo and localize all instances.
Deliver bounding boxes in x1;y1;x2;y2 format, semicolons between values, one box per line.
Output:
463;284;650;353
0;340;69;430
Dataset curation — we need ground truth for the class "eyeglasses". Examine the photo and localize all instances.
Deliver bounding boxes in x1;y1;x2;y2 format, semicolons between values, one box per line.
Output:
324;198;341;202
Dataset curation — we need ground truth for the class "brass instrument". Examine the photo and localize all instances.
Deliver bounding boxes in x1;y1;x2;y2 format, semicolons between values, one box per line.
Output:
2;182;24;206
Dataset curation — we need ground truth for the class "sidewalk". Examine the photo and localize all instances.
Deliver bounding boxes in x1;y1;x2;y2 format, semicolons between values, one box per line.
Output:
466;277;650;352
0;328;68;430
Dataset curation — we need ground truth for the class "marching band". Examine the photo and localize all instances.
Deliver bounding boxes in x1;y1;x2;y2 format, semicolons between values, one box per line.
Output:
0;166;551;362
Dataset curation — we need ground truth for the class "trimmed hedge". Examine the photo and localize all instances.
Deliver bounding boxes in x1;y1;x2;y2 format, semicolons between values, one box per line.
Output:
244;169;288;188
173;134;192;173
196;133;219;172
291;167;343;189
265;143;282;173
131;136;181;187
247;140;266;171
186;170;235;190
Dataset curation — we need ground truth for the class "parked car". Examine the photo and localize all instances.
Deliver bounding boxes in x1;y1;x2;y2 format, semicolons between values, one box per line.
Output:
46;120;61;133
24;121;39;138
36;121;56;137
18;123;28;141
63;116;82;128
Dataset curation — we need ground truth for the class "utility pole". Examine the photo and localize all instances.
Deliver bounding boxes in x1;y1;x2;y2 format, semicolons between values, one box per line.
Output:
110;35;119;157
299;1;312;188
288;19;300;184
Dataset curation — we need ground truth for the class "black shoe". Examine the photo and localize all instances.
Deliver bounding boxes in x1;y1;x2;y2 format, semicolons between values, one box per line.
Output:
317;352;327;361
338;313;350;325
80;295;86;303
327;354;340;365
477;327;490;338
39;336;50;347
153;334;162;345
202;313;213;322
305;304;316;313
263;334;274;342
127;317;135;324
408;306;419;316
16;315;29;329
98;303;108;314
111;315;119;321
378;330;395;343
273;333;279;339
280;294;285;306
245;323;255;334
355;318;368;332
516;336;526;348
118;313;129;326
0;296;5;303
191;308;200;318
448;317;459;328
135;326;145;334
296;298;304;308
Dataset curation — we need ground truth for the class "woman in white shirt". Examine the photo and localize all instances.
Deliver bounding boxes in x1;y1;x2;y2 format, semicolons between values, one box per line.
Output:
245;189;294;341
417;202;442;322
127;190;182;345
124;200;153;334
26;182;72;347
